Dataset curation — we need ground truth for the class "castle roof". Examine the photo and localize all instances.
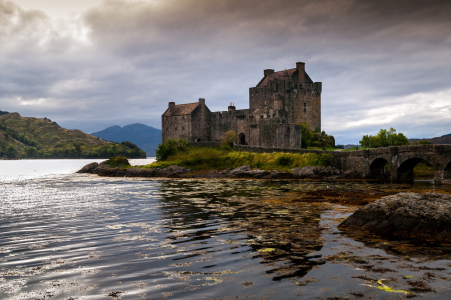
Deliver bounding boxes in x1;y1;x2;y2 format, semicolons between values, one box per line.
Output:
162;102;199;116
257;68;313;87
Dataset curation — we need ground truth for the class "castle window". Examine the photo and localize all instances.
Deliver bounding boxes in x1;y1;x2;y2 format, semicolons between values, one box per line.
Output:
304;103;307;113
182;127;185;132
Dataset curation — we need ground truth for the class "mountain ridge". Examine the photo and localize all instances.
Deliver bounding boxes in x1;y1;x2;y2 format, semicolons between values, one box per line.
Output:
91;123;162;156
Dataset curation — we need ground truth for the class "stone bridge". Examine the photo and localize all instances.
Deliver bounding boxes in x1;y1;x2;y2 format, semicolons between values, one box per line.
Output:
330;145;451;184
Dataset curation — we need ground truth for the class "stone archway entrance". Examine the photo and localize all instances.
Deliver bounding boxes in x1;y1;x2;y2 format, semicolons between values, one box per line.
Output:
239;133;246;145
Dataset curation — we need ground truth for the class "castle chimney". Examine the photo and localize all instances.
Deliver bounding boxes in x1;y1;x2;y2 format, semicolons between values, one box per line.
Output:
199;98;205;105
169;102;175;113
296;62;305;83
264;69;274;77
228;102;236;112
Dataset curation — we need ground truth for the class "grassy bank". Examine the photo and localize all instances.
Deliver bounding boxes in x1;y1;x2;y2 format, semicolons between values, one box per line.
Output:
145;146;333;171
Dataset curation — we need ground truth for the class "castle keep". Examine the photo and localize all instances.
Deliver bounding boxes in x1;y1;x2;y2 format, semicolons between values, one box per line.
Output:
162;62;322;148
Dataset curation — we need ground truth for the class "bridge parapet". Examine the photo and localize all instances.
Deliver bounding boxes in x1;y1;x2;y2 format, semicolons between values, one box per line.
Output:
329;145;451;184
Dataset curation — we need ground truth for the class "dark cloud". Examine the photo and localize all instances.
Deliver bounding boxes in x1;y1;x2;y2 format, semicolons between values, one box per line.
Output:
1;0;451;141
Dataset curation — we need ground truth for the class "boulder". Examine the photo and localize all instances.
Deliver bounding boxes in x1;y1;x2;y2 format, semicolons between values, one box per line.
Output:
124;168;159;177
77;162;99;173
291;166;340;178
164;165;192;174
338;192;451;243
229;166;251;177
246;169;271;179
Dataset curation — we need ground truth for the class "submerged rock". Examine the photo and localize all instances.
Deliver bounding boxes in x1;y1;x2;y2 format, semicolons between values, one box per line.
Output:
338;192;451;243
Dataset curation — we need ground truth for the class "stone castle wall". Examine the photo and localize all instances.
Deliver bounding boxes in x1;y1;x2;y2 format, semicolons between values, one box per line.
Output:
162;62;322;149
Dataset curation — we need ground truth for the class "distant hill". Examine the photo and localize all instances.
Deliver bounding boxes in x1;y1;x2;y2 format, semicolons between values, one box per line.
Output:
91;124;161;156
0;110;9;116
409;136;451;145
0;113;146;159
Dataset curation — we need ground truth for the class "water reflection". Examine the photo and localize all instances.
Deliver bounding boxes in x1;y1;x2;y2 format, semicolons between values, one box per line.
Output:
1;175;451;299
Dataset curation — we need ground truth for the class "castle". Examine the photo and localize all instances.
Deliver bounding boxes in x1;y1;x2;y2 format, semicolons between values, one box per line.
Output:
162;62;322;149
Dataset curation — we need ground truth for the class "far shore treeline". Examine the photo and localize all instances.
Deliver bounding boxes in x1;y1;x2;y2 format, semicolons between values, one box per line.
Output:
0;112;146;159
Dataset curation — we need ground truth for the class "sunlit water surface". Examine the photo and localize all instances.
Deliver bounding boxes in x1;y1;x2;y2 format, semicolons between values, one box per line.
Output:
1;160;451;299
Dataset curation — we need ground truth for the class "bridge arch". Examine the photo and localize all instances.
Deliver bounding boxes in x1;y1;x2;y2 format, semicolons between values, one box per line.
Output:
397;157;435;182
444;161;451;185
368;157;390;179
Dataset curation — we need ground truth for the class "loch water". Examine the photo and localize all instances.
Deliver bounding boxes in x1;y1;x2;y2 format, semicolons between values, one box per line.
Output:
1;160;451;299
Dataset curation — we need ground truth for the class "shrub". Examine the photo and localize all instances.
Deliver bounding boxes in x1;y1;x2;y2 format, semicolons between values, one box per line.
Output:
276;155;292;167
411;140;433;145
156;139;190;161
107;156;130;167
221;130;237;148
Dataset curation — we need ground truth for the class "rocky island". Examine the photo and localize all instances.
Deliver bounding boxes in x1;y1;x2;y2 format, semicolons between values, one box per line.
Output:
77;156;344;180
339;192;451;243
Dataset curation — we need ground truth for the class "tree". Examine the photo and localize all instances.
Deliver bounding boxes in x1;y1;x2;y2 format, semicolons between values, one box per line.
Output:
300;122;313;148
6;145;16;158
359;128;409;148
25;147;36;157
299;122;333;149
221;130;237;148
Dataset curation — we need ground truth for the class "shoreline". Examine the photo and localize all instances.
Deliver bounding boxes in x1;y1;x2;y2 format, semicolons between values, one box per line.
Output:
77;160;360;180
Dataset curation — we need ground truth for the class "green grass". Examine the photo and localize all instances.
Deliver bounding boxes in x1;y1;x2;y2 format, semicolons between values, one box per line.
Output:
342;147;370;151
307;146;340;151
144;147;333;171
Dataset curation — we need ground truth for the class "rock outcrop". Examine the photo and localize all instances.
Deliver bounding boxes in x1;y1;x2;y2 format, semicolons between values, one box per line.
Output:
291;166;341;179
338;192;451;243
77;160;192;178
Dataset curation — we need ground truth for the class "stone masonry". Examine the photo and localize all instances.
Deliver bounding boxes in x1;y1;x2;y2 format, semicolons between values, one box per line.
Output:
162;62;322;149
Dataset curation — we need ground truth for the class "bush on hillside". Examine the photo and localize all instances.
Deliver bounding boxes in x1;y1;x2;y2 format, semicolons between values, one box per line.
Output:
411;140;433;145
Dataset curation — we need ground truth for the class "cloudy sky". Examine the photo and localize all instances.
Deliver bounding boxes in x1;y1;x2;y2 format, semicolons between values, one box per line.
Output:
1;0;451;143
